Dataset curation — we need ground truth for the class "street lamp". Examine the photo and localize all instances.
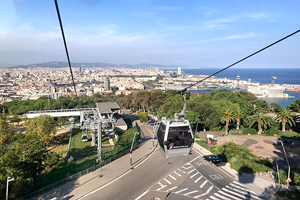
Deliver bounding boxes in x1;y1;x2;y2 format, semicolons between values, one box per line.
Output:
6;177;14;200
130;132;140;165
278;140;290;188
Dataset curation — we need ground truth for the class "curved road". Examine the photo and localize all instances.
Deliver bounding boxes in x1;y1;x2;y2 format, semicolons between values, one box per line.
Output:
81;149;263;200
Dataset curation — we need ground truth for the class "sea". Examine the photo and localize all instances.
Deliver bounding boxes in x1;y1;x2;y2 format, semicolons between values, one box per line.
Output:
166;68;300;108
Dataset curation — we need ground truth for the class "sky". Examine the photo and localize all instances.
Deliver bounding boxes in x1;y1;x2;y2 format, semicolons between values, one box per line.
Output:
0;0;300;68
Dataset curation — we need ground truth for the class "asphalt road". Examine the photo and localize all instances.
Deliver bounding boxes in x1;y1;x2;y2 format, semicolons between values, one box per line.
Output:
82;149;263;200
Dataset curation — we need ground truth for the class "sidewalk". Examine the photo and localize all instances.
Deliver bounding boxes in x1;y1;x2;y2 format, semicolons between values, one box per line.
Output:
192;141;278;199
32;122;157;200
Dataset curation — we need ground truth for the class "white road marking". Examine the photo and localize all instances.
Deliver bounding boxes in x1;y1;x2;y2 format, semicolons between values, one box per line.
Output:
195;175;203;183
229;183;258;195
190;172;198;178
177;168;187;173
182;163;193;170
168;186;178;191
156;182;167;191
187;169;196;174
214;193;230;200
174;171;181;177
134;191;148;200
194;186;214;198
209;174;223;180
169;175;176;180
190;155;201;163
226;186;263;200
164;178;171;184
210;196;220;200
184;190;199;196
222;187;248;199
175;188;188;194
233;181;245;187
218;190;242;200
200;180;208;188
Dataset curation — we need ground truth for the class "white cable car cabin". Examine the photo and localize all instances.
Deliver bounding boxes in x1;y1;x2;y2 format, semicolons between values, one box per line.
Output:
157;115;194;158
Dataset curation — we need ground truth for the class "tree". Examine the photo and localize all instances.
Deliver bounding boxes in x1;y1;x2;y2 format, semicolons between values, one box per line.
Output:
185;111;201;131
270;103;281;112
287;99;300;113
222;109;235;134
24;116;58;146
0;119;15;146
250;112;271;134
275;108;295;132
238;91;257;101
235;109;244;130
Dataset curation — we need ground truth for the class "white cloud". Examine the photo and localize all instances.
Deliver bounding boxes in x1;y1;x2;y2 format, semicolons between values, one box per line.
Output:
194;7;218;16
200;33;259;42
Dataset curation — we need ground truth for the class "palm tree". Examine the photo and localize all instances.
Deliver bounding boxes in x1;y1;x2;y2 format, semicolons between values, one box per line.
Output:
235;109;244;130
275;108;295;132
222;109;234;134
250;112;271;134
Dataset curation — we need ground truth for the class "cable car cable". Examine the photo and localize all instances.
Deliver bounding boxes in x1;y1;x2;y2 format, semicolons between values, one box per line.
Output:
54;0;77;97
178;28;300;95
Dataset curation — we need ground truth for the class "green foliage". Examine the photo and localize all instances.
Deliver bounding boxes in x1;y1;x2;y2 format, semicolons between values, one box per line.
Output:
24;116;58;146
44;153;61;168
213;142;272;173
266;128;280;135
288;99;300;112
242;128;257;135
0;119;16;146
252;100;269;112
238;91;257;102
117;127;138;147
278;168;300;185
185;111;200;126
137;110;149;122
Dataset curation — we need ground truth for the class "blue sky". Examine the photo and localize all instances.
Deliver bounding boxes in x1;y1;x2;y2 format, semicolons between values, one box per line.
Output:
0;0;299;68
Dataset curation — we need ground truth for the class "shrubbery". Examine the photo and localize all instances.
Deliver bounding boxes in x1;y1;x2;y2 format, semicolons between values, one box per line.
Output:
242;128;257;135
137;110;149;122
278;168;300;185
266;128;280;135
213;142;272;173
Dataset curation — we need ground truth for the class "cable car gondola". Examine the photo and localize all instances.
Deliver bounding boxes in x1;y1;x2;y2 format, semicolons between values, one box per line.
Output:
157;94;194;158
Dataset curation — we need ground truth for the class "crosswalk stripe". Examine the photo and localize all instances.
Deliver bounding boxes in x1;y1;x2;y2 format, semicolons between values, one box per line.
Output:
156;182;167;191
195;175;203;183
174;171;181;177
164;178;171;184
214;193;230;200
210;196;220;200
218;190;242;200
175;188;188;194
184;190;199;196
190;172;199;178
188;169;196;174
169;175;176;180
194;186;214;198
225;185;261;200
229;183;258;195
200;180;208;188
222;188;248;199
233;181;244;187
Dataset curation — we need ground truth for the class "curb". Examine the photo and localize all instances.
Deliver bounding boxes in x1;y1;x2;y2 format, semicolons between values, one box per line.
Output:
76;142;158;200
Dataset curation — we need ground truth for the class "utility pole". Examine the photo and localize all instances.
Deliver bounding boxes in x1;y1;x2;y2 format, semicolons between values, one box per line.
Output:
97;120;102;161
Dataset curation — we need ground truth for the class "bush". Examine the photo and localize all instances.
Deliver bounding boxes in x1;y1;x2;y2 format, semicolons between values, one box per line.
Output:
243;128;257;135
44;152;61;168
278;168;300;185
212;142;272;173
137;110;149;122
266;128;280;135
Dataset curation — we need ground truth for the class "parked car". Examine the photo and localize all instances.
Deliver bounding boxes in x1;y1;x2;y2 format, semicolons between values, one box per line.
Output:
203;155;221;163
81;134;88;142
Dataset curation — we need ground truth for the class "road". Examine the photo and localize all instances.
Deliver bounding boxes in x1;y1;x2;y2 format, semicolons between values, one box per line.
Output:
82;149;263;200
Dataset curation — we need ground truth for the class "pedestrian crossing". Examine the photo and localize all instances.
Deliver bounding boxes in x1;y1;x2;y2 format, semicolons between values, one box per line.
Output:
146;159;265;200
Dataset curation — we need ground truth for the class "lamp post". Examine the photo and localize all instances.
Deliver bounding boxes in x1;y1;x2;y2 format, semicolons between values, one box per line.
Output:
278;140;290;188
6;177;14;200
130;132;140;165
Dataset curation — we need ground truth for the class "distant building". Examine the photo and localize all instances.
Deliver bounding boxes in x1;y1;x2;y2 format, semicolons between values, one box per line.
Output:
178;66;181;75
235;75;240;91
104;76;110;91
79;67;81;73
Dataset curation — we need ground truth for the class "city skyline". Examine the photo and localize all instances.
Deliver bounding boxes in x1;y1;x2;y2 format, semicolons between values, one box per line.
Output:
0;0;299;68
